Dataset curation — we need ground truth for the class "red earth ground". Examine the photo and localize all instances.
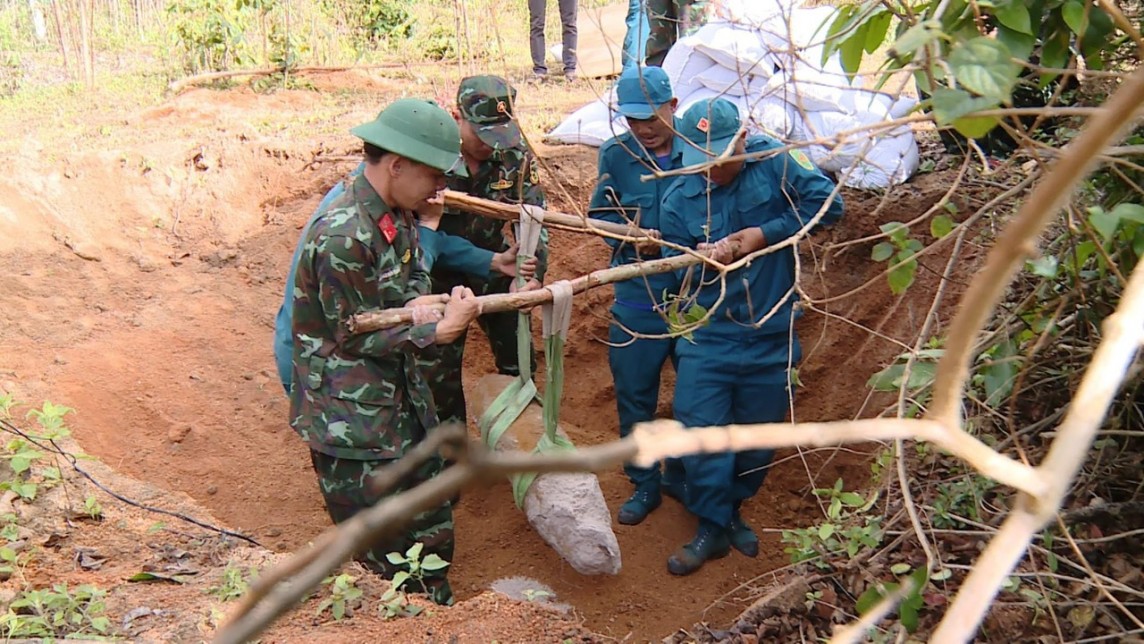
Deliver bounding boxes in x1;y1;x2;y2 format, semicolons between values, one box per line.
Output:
0;71;983;640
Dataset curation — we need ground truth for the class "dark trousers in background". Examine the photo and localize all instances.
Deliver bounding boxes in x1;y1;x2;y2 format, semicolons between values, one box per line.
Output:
528;0;578;75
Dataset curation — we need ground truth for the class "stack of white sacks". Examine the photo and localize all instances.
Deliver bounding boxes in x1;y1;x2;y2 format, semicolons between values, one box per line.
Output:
545;0;920;190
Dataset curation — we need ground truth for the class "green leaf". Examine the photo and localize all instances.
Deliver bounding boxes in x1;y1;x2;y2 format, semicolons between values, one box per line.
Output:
879;221;908;243
1026;256;1059;278
930;214;954;239
839;25;867;76
1111;203;1144;225
929;88;1000;138
385;552;407;565
948;37;1021;102
127;571;189;584
995;25;1036;64
864;11;892;54
839;492;865;507
1088;206;1119;241
888;19;942;61
855;582;899;615
871;242;894;262
406;541;424;560
982;347;1017;404
932;568;952;581
420;554;451;571
332;600;345;620
390;571;410;589
890;563;912;575
993;1;1032;34
1041;27;1071;73
888;261;917;295
1061;0;1088;35
818;523;836;540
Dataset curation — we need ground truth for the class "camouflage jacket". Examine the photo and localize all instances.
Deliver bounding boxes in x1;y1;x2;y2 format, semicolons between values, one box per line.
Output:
433;147;550;294
289;173;439;460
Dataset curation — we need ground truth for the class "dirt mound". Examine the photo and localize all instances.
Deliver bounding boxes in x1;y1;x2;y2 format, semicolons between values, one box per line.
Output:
0;76;974;640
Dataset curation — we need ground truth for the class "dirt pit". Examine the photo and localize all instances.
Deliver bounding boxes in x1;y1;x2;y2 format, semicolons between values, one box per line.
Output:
0;75;979;640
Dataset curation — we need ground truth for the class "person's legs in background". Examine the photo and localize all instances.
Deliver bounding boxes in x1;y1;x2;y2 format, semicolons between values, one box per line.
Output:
528;0;548;78
622;0;650;70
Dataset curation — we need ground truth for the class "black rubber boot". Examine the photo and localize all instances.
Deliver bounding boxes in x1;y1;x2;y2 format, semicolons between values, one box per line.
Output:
667;521;731;576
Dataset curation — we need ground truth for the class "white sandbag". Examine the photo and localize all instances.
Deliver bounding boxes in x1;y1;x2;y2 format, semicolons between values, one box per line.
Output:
793;110;919;189
714;0;798;28
756;5;838;52
889;95;920;120
843;132;920;190
747;95;799;140
691;23;774;74
544;96;629;146
695;66;769;97
661;38;719;100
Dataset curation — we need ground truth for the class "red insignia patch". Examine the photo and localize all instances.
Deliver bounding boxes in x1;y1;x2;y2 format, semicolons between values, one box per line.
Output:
696;117;710;133
379;214;398;243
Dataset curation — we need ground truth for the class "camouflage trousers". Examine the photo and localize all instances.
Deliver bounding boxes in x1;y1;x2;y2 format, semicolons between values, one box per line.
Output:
308;450;455;605
644;0;709;66
429;275;537;428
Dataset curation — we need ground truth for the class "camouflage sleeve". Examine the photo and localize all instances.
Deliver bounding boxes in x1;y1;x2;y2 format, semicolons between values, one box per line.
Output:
401;239;433;304
520;153;550;283
315;234;436;355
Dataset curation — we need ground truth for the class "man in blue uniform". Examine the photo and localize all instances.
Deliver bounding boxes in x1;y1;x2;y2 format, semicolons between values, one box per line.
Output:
659;97;844;575
589;65;685;526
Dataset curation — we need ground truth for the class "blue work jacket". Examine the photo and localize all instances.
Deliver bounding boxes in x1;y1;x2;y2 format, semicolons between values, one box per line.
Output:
660;136;844;342
588;124;684;309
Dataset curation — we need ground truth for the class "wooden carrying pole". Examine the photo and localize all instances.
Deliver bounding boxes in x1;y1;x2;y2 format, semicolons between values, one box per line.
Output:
442;190;654;240
348;252;706;333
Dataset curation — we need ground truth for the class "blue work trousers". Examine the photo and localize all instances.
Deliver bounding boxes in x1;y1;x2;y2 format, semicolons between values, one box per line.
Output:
673;333;800;528
609;304;680;487
622;0;650;70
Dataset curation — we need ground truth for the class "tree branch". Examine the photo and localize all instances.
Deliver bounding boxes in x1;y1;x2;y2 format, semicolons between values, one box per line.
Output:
931;69;1144;642
348;252;705;332
442;190;654;239
929;65;1144;425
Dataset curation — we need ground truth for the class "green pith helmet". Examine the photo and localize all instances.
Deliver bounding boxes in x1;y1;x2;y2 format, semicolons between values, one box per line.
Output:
351;98;468;177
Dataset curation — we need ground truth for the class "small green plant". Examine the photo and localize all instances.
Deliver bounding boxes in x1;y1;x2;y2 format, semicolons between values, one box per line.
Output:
931;473;997;528
662;292;708;343
83;494;103;521
210;564;253;602
781;479;882;567
0;583;111;638
870;222;924;294
316;573;363;621
26;401;73;439
379;541;449;620
856;566;929;633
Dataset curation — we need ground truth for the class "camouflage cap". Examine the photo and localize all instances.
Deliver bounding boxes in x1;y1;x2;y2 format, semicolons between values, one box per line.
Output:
456;75;523;151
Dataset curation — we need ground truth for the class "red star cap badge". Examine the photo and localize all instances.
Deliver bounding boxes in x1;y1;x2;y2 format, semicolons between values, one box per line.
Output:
696;117;710;133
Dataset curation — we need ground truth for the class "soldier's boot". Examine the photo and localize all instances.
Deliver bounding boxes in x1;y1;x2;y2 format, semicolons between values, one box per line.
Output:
667;520;730;576
617;483;662;525
729;507;759;558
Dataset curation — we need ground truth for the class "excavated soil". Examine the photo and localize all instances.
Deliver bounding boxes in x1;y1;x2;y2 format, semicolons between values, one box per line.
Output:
0;73;982;641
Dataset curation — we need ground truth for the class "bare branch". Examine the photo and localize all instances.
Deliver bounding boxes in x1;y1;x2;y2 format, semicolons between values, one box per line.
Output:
348;252;705;332
933;151;1144;644
929;65;1144;425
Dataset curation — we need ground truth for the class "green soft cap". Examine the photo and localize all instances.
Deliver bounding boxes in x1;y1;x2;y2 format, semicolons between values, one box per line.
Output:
351;97;468;177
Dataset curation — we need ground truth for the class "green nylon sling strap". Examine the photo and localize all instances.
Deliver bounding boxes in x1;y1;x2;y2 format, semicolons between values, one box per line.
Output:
475;205;576;508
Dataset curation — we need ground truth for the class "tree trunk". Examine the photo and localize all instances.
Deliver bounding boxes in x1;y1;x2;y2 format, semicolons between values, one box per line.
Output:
49;0;73;78
77;0;94;85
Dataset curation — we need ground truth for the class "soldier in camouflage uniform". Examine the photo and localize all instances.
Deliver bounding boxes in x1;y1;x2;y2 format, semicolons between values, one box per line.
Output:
645;0;710;66
429;75;550;429
290;98;482;605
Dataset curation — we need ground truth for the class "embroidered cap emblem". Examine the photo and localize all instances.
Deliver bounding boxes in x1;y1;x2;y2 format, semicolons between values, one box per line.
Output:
496;100;508;114
696;117;710;133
